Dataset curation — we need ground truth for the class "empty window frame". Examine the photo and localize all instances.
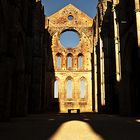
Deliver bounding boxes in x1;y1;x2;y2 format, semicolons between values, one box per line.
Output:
56;53;62;69
67;54;72;68
54;80;58;98
78;54;83;68
66;79;72;98
80;79;85;98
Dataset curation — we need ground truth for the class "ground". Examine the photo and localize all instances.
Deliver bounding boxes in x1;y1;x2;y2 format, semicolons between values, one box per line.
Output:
0;113;140;140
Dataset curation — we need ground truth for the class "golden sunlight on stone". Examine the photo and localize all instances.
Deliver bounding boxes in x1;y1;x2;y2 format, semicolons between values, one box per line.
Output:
49;120;104;140
46;4;93;113
136;119;140;123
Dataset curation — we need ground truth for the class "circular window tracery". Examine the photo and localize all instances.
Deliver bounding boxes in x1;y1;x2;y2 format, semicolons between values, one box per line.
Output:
68;15;74;20
60;29;80;48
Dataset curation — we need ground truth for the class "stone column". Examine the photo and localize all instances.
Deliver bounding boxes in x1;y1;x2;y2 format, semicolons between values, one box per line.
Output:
112;4;121;82
93;14;99;112
99;32;106;106
94;45;98;112
73;55;78;70
135;0;140;52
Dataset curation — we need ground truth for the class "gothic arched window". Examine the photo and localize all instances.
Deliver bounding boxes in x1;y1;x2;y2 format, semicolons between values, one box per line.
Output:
66;79;72;98
57;55;61;69
56;53;62;69
80;79;85;98
67;54;72;68
54;80;58;98
78;54;83;68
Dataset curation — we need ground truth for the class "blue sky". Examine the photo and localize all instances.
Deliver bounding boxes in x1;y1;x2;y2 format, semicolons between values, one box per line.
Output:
41;0;98;18
60;31;80;48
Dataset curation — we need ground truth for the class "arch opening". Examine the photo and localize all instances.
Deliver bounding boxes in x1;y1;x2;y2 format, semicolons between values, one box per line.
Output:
66;79;72;99
67;54;73;68
78;54;83;69
60;29;80;48
56;53;62;69
54;80;58;98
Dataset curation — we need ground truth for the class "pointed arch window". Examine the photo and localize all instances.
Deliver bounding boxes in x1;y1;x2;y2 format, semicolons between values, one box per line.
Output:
78;54;83;68
54;80;58;98
66;79;72;98
56;53;62;69
57;55;61;69
67;54;72;68
80;79;85;98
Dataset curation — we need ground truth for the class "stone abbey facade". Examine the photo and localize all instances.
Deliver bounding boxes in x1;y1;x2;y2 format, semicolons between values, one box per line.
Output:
0;0;140;120
46;4;93;112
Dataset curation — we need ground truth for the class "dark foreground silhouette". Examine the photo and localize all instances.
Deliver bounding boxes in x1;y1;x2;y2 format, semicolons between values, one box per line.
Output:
0;113;140;140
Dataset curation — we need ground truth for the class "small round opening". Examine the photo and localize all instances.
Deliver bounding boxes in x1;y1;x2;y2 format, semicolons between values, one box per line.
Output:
68;15;74;20
60;30;80;48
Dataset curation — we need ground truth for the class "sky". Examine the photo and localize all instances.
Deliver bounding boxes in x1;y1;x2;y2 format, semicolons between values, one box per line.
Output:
60;31;80;48
41;0;98;18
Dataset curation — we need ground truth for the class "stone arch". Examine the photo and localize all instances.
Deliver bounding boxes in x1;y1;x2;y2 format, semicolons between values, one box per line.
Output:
58;28;81;38
59;28;80;48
